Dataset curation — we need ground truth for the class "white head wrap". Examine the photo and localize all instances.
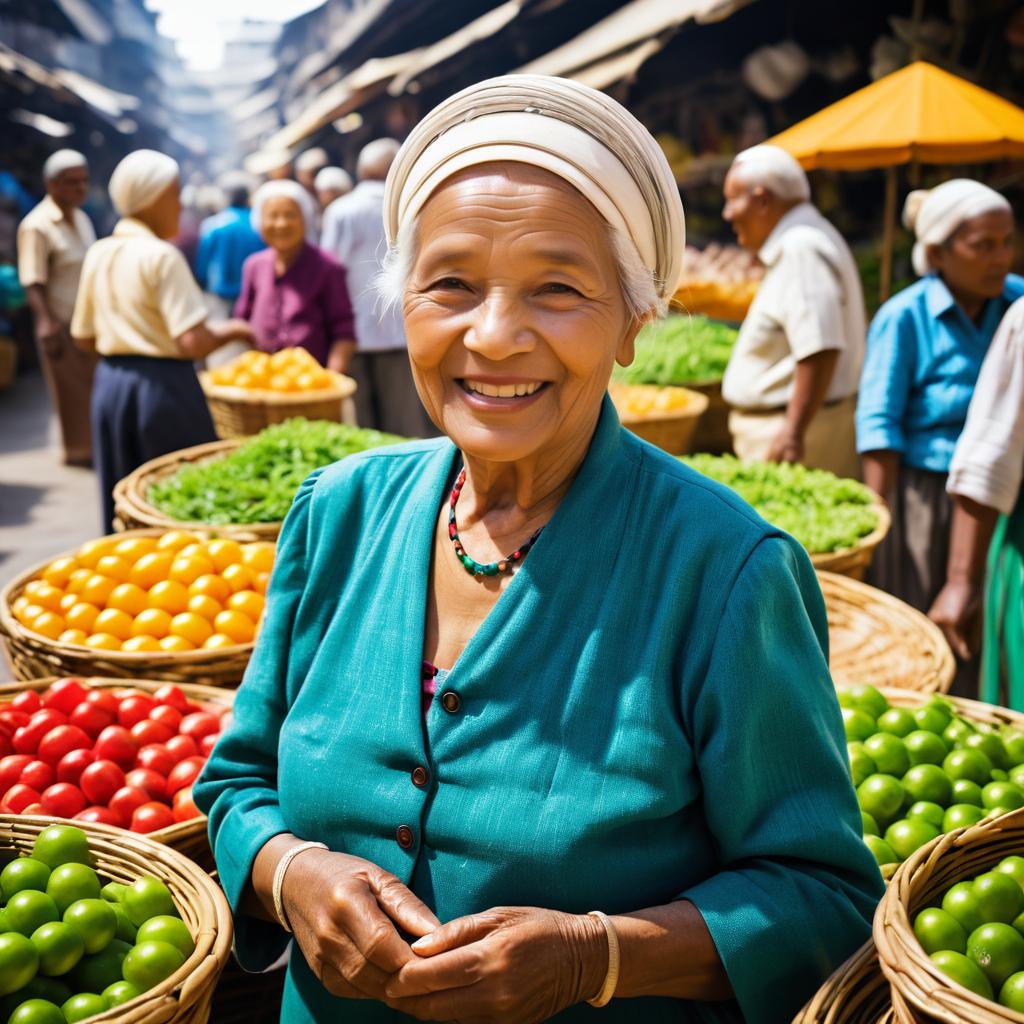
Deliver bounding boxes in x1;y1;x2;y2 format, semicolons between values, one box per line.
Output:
729;144;811;202
314;167;353;194
108;150;180;217
250;180;319;242
383;75;686;299
903;179;1012;276
295;147;329;174
43;150;87;183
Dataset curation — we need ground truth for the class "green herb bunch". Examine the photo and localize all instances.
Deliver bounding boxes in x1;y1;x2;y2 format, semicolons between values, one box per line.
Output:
611;314;737;386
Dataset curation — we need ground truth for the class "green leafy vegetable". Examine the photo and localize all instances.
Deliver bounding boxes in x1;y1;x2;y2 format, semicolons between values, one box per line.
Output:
679;454;880;554
612;314;737;386
148;418;406;525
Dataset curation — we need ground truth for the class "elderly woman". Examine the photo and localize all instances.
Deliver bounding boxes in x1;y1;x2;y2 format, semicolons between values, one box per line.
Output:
195;76;882;1024
856;180;1023;620
235;180;356;372
71;150;254;529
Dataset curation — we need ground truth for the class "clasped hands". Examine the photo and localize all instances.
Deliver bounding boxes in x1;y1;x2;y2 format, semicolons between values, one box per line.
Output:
282;850;607;1023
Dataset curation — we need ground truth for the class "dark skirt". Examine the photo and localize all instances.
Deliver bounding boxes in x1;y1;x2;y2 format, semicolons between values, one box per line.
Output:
92;355;216;531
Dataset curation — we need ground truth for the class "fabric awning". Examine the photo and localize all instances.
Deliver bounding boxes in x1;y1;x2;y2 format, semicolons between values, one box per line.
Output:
52;69;139;119
232;86;282;124
570;36;664;91
54;0;112;45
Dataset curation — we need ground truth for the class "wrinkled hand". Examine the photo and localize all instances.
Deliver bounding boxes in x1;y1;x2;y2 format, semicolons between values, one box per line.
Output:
929;579;982;661
383;906;605;1023
282;850;440;1002
766;427;803;464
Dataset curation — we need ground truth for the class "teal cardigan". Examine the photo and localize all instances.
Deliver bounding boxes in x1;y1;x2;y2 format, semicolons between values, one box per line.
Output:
195;397;883;1024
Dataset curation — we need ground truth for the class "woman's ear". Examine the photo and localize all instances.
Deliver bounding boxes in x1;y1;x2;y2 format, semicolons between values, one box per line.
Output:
615;314;649;368
925;242;945;273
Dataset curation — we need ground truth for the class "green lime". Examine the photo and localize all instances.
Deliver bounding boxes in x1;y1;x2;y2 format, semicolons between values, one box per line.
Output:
136;915;195;958
1013;910;1024;936
112;905;136;944
1004;732;1024;765
984;782;1024;810
69;939;131;994
864;734;910;777
30;921;83;976
844;685;890;719
858;774;905;827
968;922;1024;989
914;703;953;734
5;892;59;938
848;744;877;787
100;882;127;904
7;999;65;1024
30;827;90;870
62;992;109;1023
103;980;142;1007
843;708;876;742
864;834;898;866
931;949;994;999
0;933;40;996
993;769;1010;782
885;819;940;860
914;907;968;955
1000;971;1024;1011
952;779;985;806
123;877;177;927
45;864;100;915
966;731;1011;770
122;940;185;989
877;708;917;737
903;764;952;806
861;811;880;836
1010;766;1024;790
944;749;993;786
944;804;987;832
0;979;71;1021
907;801;945;829
0;860;51;902
905;730;950;766
997;856;1024;893
945;720;975;747
63;899;117;954
976;871;1024;923
944;882;988;934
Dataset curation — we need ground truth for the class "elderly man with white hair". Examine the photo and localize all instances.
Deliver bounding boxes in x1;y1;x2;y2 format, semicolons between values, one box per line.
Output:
721;144;865;478
313;166;352;211
321;138;436;436
17;149;97;466
71;149;255;530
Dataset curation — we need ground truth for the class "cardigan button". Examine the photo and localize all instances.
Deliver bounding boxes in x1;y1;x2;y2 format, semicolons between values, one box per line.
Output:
411;766;429;788
396;825;415;850
441;691;461;714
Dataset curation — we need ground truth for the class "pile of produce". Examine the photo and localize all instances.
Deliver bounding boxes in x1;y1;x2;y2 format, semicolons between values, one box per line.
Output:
0;825;193;1021
611;315;737;386
840;685;1024;869
680;455;879;553
147;418;404;526
911;856;1024;1009
206;347;336;393
10;532;274;651
0;678;222;832
680;243;765;290
609;384;700;420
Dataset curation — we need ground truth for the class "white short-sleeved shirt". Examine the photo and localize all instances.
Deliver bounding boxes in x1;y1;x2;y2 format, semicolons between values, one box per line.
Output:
71;217;207;358
947;297;1024;514
722;203;866;410
17;195;96;324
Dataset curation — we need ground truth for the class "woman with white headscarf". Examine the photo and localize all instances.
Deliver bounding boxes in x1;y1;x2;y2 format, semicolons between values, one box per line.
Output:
195;76;882;1024
234;180;355;370
855;179;1022;649
71;149;255;530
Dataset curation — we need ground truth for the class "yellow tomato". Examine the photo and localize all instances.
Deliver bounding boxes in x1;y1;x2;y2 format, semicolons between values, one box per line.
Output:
76;537;118;569
156;531;200;554
17;603;46;627
169;555;215;586
221;564;254;594
189;573;231;603
130;552;174;590
169;612;213;646
28;584;65;614
11;596;31;620
203;633;238;650
65;568;92;595
187;594;222;622
213;609;255;644
107;583;148;617
147;580;189;615
122;635;161;653
42;556;79;588
206;540;243;573
114;537;158;562
66;603;100;633
227;590;264;622
31;611;66;641
241;543;275;574
95;555;131;583
93;608;134;641
59;593;79;613
158;635;195;652
131;607;172;639
80;575;117;608
58;629;88;646
268;374;295;392
252;572;270;595
84;633;122;651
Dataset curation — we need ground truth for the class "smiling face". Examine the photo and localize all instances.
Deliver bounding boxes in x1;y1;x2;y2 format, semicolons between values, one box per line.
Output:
402;163;644;466
48;166;89;211
930;208;1015;304
260;196;306;253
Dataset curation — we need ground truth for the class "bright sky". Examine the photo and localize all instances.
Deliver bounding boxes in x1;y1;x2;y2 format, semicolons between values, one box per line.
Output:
145;0;326;70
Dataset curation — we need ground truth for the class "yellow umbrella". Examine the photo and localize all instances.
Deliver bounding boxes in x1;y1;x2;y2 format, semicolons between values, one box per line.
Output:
768;62;1024;298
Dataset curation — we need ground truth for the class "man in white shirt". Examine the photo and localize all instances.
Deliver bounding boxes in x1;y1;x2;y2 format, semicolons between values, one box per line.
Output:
321;138;435;437
720;145;865;479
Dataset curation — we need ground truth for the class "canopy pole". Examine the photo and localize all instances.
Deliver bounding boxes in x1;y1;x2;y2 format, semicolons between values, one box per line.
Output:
881;166;898;303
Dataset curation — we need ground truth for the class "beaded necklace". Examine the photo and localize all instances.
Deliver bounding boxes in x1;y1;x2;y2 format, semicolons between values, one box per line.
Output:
448;466;543;577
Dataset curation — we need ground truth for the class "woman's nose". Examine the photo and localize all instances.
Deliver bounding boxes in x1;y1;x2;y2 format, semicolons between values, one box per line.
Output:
463;293;535;359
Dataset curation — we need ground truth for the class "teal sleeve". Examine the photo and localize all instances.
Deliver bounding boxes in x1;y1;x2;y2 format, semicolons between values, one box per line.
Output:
680;535;884;1024
193;469;321;971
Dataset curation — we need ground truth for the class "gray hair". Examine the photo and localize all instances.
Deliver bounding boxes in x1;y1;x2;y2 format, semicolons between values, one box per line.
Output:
357;138;401;182
295;147;328;173
43;150;87;182
315;166;353;194
376;217;663;321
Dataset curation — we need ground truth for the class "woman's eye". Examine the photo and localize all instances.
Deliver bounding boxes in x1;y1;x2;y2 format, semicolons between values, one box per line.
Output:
431;277;467;291
542;283;579;295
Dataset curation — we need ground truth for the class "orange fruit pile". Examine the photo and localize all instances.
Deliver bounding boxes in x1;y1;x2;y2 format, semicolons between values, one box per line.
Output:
10;532;275;653
208;348;336;393
609;383;697;418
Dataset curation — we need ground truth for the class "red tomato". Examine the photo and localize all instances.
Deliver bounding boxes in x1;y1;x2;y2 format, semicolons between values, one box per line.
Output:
166;757;204;797
130;801;175;833
40;782;87;817
148;705;182;732
94;726;137;770
125;768;167;802
172;787;200;823
79;760;126;806
56;747;96;786
12;709;67;755
37;724;91;765
19;759;55;792
10;692;42;714
0;754;34;793
117;695;156;729
0;734;13;759
0;710;29;735
2;784;40;813
84;690;120;716
130;719;174;747
69;701;115;739
43;678;88;715
200;734;218;757
153;685;190;713
164;735;198;763
74;805;123;827
179;713;220;742
135;745;177;777
21;803;44;815
109;785;149;822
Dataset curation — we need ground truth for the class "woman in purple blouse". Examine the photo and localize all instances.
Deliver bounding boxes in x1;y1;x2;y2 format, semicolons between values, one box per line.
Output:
236;180;355;370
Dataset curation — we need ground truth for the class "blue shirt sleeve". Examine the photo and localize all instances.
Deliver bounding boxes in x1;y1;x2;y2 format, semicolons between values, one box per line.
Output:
194;469;322;971
680;535;883;1024
856;301;916;455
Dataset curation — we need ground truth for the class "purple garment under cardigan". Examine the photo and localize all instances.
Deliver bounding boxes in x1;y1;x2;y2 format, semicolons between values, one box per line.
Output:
234;242;355;366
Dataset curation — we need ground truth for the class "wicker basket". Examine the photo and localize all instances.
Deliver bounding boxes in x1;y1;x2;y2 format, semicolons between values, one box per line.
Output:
0;813;232;1023
875;807;1024;1024
0;530;254;687
687;379;733;455
112;439;281;541
819;571;955;693
0;677;234;871
793;940;893;1024
610;384;710;454
200;371;356;439
811;501;892;581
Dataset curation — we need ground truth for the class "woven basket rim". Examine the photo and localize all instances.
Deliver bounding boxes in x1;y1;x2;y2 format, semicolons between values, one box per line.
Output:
200;368;355;406
610;384;710;426
811;499;892;566
792;938;892;1024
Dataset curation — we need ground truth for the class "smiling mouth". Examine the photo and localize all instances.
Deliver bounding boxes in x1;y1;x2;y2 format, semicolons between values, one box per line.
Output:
459;379;548;399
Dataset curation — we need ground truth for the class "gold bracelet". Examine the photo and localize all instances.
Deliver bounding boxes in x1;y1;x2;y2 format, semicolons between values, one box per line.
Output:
586;910;620;1007
272;841;327;933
